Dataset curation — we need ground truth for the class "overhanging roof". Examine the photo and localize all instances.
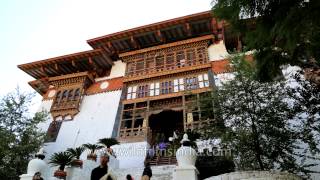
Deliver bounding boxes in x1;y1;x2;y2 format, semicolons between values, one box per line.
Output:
18;49;113;80
87;11;224;57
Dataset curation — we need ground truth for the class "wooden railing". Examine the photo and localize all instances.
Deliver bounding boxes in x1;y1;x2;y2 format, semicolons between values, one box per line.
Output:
126;59;208;77
51;99;80;111
118;126;150;142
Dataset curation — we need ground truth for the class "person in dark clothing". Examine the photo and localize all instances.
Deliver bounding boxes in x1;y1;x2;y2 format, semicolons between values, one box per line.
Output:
32;172;43;180
91;153;110;180
141;161;152;180
126;174;133;180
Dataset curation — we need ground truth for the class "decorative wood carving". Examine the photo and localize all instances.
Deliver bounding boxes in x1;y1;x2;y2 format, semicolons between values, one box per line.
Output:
118;90;214;141
49;72;94;120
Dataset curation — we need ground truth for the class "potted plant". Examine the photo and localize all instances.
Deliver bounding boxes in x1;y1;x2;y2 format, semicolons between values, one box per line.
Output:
66;146;85;168
49;151;73;179
98;138;119;157
83;143;103;161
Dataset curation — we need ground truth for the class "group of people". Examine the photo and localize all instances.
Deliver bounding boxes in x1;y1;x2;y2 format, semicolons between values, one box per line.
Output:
32;152;152;180
91;153;152;180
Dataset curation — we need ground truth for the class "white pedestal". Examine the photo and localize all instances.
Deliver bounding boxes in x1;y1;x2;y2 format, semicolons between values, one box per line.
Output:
66;167;82;180
19;174;33;180
173;165;199;180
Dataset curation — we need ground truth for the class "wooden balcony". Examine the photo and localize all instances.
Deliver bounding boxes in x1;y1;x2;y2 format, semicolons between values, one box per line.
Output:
118;126;151;143
123;61;210;83
51;99;80;111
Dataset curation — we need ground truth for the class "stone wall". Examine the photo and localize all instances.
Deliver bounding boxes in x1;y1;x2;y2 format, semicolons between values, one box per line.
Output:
205;171;302;180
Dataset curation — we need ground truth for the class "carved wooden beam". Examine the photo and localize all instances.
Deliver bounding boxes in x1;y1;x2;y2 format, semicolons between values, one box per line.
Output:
130;36;139;49
55;63;59;71
184;23;192;36
40;65;48;77
100;44;112;54
107;41;117;53
211;18;218;34
71;60;77;68
100;52;114;67
88;57;97;70
156;30;165;43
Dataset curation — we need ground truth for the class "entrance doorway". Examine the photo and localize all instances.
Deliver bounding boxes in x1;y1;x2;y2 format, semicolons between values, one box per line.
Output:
148;110;183;146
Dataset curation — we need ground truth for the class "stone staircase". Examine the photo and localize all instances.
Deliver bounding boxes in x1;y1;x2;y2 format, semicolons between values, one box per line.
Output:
113;165;176;180
149;155;177;166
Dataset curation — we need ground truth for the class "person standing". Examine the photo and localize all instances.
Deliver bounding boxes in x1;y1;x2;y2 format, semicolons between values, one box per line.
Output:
126;174;134;180
141;161;152;180
91;153;116;180
32;172;43;180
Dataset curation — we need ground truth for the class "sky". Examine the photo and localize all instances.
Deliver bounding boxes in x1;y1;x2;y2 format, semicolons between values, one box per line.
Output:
0;0;212;108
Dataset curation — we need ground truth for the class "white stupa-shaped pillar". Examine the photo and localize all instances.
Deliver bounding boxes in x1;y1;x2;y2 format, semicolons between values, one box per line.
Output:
173;133;199;180
20;148;48;180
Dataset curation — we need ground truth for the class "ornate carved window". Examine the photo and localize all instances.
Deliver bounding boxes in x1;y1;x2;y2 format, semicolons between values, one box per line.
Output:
137;84;149;98
186;49;196;65
45;121;62;142
161;81;173;94
127;62;135;75
166;53;174;69
127;86;137;99
121;109;133;128
136;60;144;74
122;38;210;77
55;91;62;103
146;56;155;73
197;47;206;64
149;82;160;96
155;55;164;71
49;72;94;120
176;51;185;67
185;77;198;90
74;88;80;99
174;78;185;92
61;90;68;102
198;74;209;88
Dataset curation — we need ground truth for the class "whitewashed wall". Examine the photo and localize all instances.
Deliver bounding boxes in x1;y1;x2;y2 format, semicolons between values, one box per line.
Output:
208;40;229;61
96;60;126;81
38;91;122;162
112;142;148;169
213;72;235;86
205;171;302;180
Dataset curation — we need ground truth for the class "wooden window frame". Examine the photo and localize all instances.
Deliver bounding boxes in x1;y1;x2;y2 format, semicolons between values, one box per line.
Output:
198;73;210;88
160;80;173;95
185;77;198;90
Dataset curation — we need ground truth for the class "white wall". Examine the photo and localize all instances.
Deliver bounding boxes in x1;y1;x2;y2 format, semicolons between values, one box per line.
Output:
95;60;126;81
205;171;302;180
112;142;148;169
38;91;122;163
213;73;235;86
208;41;229;61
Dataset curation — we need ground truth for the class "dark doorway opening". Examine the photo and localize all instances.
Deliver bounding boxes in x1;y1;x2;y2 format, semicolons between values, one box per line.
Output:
149;110;183;146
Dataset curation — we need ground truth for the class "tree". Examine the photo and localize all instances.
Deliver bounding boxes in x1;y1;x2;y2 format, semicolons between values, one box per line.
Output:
212;0;320;82
0;88;47;180
208;55;319;177
288;70;320;154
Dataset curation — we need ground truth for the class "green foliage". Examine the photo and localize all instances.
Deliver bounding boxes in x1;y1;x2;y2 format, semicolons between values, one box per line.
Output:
98;138;119;148
66;146;85;159
212;0;320;81
205;55;319;177
287;71;320;155
49;151;73;171
0;88;47;180
82;143;103;154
